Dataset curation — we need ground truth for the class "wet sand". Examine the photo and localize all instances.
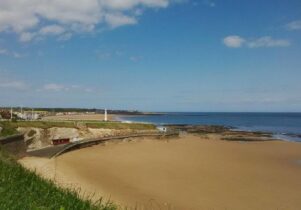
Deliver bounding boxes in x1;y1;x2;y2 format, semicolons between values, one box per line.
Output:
21;135;301;210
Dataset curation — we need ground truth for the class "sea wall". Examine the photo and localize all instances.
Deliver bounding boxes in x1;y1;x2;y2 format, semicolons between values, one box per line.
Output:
17;127;158;151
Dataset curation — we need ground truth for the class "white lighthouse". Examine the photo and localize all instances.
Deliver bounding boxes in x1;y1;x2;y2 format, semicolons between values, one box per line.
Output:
104;109;107;121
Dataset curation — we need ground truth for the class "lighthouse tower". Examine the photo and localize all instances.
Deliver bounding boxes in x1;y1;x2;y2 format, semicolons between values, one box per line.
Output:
104;109;108;121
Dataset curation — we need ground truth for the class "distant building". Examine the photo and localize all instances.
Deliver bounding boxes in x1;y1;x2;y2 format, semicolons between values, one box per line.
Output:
15;112;40;120
157;126;167;133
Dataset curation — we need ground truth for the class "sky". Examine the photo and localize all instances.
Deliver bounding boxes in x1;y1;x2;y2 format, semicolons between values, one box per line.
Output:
0;0;301;112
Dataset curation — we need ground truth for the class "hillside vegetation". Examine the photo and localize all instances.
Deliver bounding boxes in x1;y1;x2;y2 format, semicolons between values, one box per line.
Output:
0;120;156;137
0;147;117;210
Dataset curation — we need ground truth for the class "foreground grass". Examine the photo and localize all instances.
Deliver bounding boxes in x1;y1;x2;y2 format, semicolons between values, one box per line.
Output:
0;121;156;137
0;148;117;210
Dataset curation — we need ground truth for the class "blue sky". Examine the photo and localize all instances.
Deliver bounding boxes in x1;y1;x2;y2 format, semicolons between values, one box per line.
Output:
0;0;301;112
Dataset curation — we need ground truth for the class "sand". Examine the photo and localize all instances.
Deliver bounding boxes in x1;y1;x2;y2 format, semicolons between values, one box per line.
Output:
20;135;301;210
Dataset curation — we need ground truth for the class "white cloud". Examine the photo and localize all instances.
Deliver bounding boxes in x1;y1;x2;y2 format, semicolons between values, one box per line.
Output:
43;83;67;91
105;13;137;28
70;85;80;89
0;48;8;55
286;20;301;30
95;50;124;60
130;56;142;62
19;32;36;42
84;88;93;93
102;0;169;10
0;81;29;90
96;51;112;60
11;52;24;58
223;35;290;48
39;25;65;35
43;83;93;92
0;0;179;42
202;0;215;7
223;35;245;48
247;36;290;48
0;70;29;90
0;47;25;58
57;33;72;41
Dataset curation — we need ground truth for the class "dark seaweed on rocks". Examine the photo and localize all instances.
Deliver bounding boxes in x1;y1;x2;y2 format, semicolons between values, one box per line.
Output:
166;125;273;141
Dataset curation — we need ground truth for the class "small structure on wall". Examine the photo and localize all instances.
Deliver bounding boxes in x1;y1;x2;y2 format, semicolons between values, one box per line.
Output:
52;138;70;145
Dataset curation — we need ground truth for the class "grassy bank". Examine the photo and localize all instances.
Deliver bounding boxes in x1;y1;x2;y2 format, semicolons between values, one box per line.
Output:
0;121;77;130
85;122;156;130
0;120;156;137
0;147;117;210
0;123;19;137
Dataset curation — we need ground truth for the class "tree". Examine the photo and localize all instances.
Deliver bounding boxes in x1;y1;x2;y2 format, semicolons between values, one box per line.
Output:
0;110;11;119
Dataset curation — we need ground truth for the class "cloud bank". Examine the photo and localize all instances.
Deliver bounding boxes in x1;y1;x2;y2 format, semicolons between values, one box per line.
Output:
223;35;290;48
286;20;301;30
0;74;93;93
0;0;177;42
42;83;93;92
0;81;29;90
0;47;24;58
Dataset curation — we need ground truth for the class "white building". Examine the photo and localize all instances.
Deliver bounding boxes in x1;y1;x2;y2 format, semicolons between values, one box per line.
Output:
15;112;40;120
157;126;167;133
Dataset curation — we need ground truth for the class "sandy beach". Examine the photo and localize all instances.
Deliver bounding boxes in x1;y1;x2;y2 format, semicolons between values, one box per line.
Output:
20;135;301;210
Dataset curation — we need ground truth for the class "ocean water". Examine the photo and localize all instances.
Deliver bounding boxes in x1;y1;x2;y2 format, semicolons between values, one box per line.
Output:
119;112;301;142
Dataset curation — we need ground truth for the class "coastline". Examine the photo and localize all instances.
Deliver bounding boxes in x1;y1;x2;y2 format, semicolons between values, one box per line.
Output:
20;134;301;210
118;113;301;142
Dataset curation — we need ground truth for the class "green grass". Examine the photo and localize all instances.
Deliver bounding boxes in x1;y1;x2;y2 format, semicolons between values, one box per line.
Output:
0;147;117;210
0;122;19;137
86;122;156;130
0;121;76;137
0;121;77;130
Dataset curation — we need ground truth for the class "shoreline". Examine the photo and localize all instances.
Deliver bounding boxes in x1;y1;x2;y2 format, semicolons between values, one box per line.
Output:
117;115;301;142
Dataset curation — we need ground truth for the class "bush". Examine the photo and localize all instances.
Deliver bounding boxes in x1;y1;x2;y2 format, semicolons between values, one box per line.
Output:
0;110;11;119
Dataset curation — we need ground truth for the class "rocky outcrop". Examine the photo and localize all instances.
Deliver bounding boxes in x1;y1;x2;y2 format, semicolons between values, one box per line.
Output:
166;125;273;141
17;128;48;150
48;127;80;141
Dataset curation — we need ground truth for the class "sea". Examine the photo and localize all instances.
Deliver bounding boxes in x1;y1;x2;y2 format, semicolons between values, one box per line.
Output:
118;112;301;142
